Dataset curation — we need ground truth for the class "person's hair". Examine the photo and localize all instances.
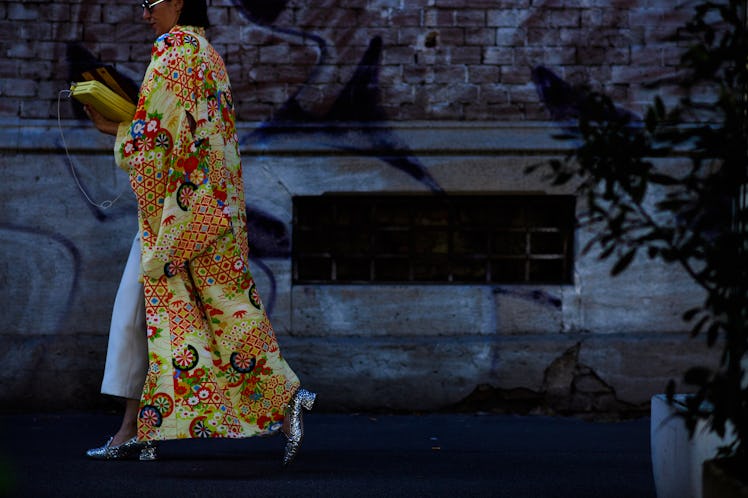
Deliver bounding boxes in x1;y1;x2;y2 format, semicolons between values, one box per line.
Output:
178;0;210;28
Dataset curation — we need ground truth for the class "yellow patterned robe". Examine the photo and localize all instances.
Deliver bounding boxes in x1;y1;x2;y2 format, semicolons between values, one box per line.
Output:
114;25;299;441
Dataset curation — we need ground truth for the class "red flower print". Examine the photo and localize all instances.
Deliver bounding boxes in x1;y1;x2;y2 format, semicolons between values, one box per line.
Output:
174;382;189;396
257;415;271;430
178;156;199;174
233;310;247;318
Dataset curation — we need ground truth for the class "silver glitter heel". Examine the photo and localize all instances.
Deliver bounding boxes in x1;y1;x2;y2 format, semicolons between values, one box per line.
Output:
282;388;316;467
138;441;158;461
86;436;156;461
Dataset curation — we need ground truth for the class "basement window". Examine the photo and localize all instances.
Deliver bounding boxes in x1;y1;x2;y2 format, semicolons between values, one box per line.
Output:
292;194;575;284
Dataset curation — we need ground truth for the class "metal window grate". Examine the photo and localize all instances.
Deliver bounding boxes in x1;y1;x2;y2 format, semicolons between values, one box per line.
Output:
293;194;575;284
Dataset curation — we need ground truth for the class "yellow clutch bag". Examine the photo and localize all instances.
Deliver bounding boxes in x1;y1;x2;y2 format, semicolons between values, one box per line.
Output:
70;80;136;122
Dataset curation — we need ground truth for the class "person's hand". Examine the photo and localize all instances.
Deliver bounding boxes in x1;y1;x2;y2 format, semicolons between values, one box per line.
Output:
84;104;120;136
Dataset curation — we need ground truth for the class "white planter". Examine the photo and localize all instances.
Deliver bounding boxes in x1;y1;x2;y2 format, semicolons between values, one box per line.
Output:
650;394;734;498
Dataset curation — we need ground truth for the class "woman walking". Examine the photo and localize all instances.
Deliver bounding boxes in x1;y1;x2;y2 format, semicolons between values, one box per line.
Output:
84;0;314;466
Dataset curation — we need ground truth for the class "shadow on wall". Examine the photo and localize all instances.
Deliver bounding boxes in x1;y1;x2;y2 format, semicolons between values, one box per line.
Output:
58;3;645;336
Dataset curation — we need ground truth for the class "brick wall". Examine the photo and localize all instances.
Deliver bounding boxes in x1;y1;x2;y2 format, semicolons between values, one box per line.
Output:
1;0;690;122
0;1;715;413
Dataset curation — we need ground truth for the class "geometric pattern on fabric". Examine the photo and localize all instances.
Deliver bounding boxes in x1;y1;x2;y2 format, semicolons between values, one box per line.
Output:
193;253;239;287
133;161;166;217
174;192;230;261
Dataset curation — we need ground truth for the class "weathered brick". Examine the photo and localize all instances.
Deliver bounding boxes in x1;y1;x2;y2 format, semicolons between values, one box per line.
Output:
508;83;541;104
19;60;52;80
463;102;493;120
515;46;575;67
431;83;479;104
501;67;532;85
83;24;116;43
496;27;524;47
382;46;415;65
103;5;137;24
483;47;513;65
423;9;454;27
37;2;70;22
259;44;293;64
433;65;466;84
115;23;151;44
576;46;608;65
465;28;495;46
6;41;35;59
8;3;40;21
486;102;525;119
20;98;54;119
0;97;20;116
1;78;38;97
382;83;415;105
208;6;229;26
416;49;450;67
486;9;525;28
253;83;289;104
450;46;481;65
0;58;18;79
50;23;85;43
235;101;275;122
98;43;134;64
539;8;580;28
70;3;103;24
528;28;563;47
434;28;464;46
581;8;629;29
403;65;435;85
0;1;725;123
211;25;245;45
397;27;424;47
467;65;499;84
0;21;19;41
391;9;422;27
455;10;486;27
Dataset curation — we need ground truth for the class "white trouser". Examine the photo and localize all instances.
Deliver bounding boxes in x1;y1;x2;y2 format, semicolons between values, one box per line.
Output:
100;234;148;399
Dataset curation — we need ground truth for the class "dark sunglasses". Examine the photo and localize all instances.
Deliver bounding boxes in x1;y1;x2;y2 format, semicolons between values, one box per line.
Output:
140;0;168;12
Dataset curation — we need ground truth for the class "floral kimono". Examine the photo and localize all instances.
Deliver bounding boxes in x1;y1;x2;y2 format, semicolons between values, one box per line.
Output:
114;25;299;441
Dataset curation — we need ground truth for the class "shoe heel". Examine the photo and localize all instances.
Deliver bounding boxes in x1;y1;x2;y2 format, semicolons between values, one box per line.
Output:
139;442;158;461
299;390;316;411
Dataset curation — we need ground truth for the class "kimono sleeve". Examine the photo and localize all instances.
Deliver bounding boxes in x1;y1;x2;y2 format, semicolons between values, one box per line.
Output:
115;32;233;280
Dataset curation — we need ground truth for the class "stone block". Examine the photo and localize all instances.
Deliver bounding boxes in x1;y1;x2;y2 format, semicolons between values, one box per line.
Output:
291;285;497;337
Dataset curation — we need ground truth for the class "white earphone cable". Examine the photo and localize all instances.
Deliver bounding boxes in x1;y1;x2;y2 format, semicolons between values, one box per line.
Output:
57;89;125;209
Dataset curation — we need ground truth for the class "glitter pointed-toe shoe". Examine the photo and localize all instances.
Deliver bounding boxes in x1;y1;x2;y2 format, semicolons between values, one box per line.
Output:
282;388;316;467
86;436;157;461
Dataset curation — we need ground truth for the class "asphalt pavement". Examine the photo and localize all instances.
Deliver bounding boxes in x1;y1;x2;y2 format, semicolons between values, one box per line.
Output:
0;411;656;498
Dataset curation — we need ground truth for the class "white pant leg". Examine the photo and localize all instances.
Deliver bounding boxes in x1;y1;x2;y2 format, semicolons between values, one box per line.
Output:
100;234;148;399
